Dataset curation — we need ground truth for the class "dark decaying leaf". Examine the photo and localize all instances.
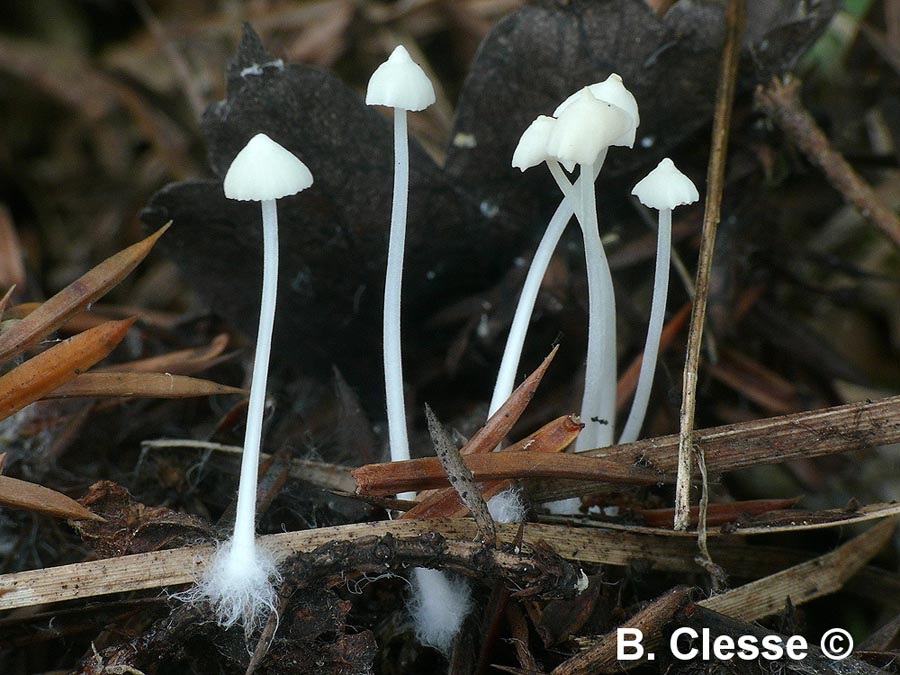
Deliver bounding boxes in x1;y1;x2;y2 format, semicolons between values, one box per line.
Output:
446;0;839;222
142;3;837;410
142;26;511;403
72;481;210;557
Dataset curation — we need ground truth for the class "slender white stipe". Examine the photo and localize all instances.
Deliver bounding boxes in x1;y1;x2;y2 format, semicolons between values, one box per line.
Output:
384;109;414;498
618;208;672;444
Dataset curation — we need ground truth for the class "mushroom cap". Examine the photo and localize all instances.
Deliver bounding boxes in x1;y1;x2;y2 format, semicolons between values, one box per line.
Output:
365;45;435;111
511;115;557;171
555;74;640;148
546;88;631;166
224;133;314;202
631;158;699;210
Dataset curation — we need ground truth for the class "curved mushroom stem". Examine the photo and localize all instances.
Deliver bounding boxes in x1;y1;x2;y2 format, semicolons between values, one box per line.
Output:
233;197;278;554
575;157;616;451
384;108;413;499
198;197;280;631
619;207;672;444
488;161;603;418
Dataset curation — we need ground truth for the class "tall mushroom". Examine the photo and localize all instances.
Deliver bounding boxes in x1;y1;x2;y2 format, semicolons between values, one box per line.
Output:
368;46;470;655
366;45;435;498
198;132;313;629
619;158;698;444
545;88;631;451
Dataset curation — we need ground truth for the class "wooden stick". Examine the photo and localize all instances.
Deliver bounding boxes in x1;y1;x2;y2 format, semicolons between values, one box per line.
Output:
530;394;900;502
699;518;895;621
0;519;844;612
756;76;900;249
674;0;746;530
353;450;662;496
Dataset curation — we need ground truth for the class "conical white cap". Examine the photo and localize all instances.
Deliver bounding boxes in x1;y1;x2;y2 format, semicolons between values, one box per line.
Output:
631;158;699;210
555;74;640;148
224;134;314;202
546;88;631;167
366;45;435;111
512;115;556;171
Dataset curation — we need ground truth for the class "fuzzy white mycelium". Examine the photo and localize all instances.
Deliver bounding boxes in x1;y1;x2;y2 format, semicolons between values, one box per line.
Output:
408;567;474;656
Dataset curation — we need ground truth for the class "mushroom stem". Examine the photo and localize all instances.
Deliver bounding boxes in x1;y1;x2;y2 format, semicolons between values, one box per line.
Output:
232;197;278;553
619;207;672;444
488;161;602;417
572;152;616;451
384;109;412;495
488;201;569;416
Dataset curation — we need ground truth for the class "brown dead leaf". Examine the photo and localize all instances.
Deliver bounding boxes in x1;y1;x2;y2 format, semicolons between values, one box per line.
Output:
73;481;210;557
0;474;103;521
0;317;135;421
96;333;232;375
0;224;168;363
8;302;184;334
637;497;801;528
463;344;558;456
47;372;245;399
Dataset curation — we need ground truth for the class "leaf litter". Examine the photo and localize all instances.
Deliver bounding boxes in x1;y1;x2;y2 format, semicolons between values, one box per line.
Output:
3;2;900;674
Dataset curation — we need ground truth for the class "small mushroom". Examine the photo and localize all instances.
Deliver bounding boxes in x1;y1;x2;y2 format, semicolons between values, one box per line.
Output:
197;132;313;629
366;45;435;493
619;158;699;444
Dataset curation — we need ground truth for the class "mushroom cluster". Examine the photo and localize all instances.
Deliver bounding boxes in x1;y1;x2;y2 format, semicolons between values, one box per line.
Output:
493;75;699;456
193;53;700;658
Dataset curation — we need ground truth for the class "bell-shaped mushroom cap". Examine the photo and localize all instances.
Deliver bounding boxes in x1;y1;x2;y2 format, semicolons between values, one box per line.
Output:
512;115;556;171
224;133;314;202
555;74;640;148
546;88;631;167
365;45;436;112
631;158;699;210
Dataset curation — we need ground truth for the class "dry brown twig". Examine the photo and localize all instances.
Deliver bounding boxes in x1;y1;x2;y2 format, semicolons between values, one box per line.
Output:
674;0;746;532
755;76;900;249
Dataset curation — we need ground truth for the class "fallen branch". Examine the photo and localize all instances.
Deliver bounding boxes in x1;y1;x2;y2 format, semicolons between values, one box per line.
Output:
0;519;837;612
699;518;895;621
279;532;586;600
530;394;900;502
353;450;662;496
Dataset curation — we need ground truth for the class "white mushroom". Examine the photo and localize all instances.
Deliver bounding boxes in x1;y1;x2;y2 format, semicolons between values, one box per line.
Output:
554;73;640;148
546;88;631;451
619;158;699;444
366;45;435;498
199;132;313;629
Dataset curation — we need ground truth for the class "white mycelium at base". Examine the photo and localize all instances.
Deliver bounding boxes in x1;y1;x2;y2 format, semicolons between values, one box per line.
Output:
186;539;281;631
409;567;474;655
